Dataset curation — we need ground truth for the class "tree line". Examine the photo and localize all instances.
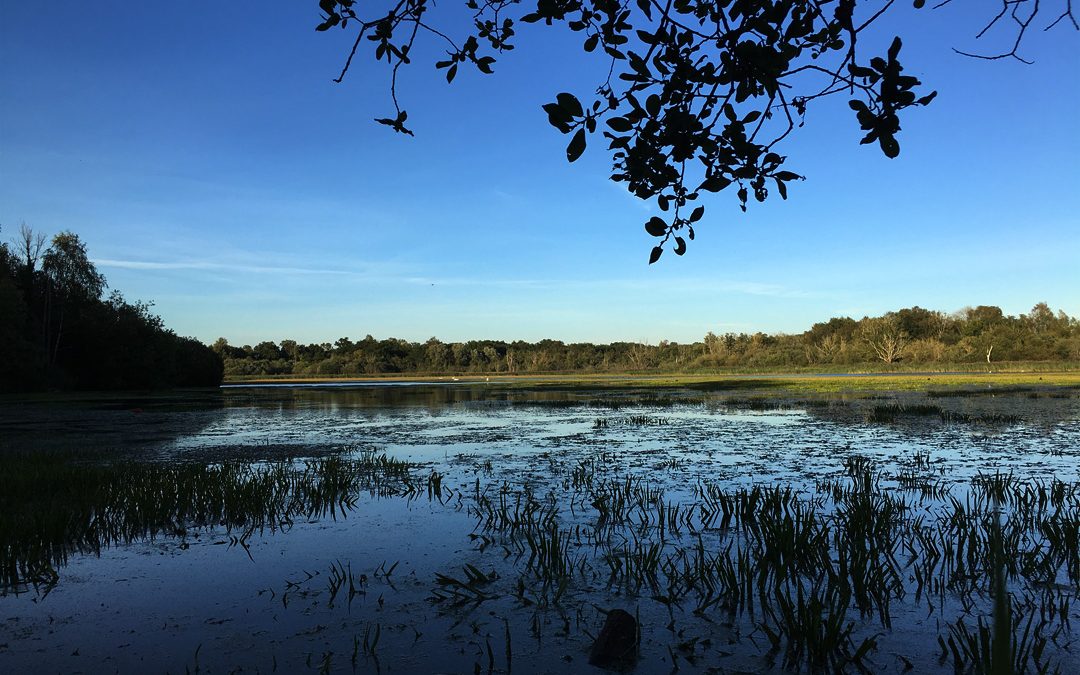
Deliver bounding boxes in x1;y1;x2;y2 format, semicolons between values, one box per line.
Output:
0;225;223;392
214;303;1079;379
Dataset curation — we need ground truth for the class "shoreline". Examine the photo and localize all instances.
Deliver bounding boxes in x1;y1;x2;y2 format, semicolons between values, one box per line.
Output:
223;370;1080;393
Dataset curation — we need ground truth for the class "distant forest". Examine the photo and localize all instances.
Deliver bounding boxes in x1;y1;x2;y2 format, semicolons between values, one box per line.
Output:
4;225;1076;389
1;225;222;392
215;304;1079;379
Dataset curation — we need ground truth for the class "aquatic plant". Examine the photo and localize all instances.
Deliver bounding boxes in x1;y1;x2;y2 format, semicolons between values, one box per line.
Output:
0;449;418;592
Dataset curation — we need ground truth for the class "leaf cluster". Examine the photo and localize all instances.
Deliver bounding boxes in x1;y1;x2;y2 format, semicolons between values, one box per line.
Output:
317;0;1073;261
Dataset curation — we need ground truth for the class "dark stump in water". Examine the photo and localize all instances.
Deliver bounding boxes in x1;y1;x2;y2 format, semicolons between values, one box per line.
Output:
588;608;638;669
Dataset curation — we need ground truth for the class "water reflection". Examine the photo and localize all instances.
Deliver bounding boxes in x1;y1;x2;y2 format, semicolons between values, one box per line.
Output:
1;384;1079;674
220;382;708;412
0;390;226;453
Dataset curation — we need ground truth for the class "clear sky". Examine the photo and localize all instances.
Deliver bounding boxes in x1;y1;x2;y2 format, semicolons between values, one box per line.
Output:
2;2;1077;346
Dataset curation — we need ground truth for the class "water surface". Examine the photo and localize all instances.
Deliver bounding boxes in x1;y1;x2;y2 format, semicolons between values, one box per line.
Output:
1;383;1078;673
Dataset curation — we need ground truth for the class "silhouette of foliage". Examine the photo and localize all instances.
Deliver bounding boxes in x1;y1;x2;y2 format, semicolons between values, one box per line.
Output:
315;0;1075;261
0;225;223;392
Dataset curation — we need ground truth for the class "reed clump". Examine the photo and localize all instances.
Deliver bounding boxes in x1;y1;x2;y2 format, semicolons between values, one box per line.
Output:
0;449;417;593
443;450;1078;672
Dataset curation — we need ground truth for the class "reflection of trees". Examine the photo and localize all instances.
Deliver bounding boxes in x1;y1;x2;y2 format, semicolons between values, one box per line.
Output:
0;392;225;453
801;392;1080;432
221;383;715;415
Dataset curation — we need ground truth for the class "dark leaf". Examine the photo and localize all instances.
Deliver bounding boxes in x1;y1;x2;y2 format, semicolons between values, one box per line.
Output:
557;93;583;118
699;175;732;193
646;94;661;117
446;64;458;83
543;103;571;132
674;237;686;256
888;37;902;62
566;128;586;162
606;117;633;132
689;206;704;223
645;217;667;237
879;134;900;158
648;245;663;264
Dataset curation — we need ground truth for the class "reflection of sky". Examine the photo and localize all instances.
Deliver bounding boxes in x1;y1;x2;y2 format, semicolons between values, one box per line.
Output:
164;389;1080;488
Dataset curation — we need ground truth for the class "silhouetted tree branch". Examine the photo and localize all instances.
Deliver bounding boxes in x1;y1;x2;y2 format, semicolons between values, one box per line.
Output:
315;0;1076;262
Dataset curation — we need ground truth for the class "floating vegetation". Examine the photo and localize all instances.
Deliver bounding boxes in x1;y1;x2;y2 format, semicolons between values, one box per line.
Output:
723;396;792;411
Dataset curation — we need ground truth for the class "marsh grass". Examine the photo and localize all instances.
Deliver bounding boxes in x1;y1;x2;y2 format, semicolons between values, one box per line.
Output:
593;415;670;428
430;450;1080;672
0;449;417;593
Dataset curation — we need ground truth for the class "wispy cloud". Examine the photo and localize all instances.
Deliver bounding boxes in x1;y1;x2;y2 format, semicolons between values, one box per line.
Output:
419;276;817;298
92;256;430;282
94;258;355;276
94;256;817;299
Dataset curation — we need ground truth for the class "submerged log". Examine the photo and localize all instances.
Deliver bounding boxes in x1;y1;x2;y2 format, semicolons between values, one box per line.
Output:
588;608;638;669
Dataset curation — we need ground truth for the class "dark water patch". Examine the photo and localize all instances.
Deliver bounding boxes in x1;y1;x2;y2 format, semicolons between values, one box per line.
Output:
928;386;1038;398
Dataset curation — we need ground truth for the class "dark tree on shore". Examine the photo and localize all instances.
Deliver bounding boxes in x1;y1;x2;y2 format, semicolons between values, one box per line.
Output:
41;232;107;366
314;0;1076;261
0;225;223;392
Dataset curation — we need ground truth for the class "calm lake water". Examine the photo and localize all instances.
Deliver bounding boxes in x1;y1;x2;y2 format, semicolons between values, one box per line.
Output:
1;383;1078;674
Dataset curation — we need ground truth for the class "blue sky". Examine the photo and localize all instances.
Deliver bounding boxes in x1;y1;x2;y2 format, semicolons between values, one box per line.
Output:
2;2;1077;346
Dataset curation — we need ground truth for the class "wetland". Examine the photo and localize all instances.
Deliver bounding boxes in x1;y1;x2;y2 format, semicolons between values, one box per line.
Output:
1;379;1079;674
